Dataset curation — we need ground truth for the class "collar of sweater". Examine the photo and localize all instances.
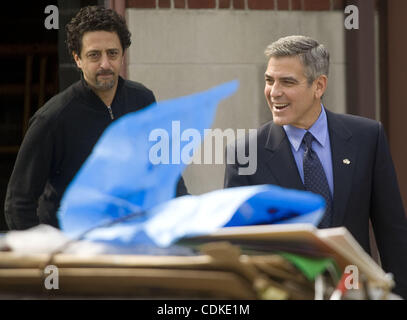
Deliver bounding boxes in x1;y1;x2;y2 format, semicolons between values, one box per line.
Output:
76;74;124;112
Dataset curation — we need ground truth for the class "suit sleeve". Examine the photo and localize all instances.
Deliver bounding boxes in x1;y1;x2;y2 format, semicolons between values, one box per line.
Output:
370;122;407;298
4;115;54;230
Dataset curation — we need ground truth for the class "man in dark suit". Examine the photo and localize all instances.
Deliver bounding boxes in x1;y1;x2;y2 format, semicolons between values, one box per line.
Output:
224;35;407;298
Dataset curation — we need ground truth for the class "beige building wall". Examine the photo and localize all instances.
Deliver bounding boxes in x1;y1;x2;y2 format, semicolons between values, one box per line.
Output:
127;9;346;195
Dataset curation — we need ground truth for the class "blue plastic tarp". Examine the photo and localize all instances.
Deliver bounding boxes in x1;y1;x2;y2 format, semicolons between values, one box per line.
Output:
58;80;325;248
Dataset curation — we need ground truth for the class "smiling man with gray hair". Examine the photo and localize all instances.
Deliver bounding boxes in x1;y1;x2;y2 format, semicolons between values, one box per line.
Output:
224;35;407;298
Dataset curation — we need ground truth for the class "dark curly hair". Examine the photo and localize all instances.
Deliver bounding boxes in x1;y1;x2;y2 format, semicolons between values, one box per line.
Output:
66;6;131;57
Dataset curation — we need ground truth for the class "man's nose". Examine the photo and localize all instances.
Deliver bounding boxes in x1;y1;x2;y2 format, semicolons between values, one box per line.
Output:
100;53;111;69
270;82;283;98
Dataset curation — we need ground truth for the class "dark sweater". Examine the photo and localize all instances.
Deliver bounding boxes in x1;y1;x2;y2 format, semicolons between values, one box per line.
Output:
5;76;187;230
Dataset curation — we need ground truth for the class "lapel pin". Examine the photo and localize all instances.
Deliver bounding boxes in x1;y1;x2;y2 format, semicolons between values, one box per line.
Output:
343;159;351;165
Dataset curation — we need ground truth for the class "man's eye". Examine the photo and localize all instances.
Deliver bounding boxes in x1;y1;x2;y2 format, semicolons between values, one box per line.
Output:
88;52;100;59
108;51;119;58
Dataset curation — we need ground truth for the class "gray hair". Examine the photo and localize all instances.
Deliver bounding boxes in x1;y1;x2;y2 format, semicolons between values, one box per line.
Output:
264;35;330;84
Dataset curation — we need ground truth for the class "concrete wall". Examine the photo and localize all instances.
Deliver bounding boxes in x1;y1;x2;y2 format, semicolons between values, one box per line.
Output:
127;9;346;195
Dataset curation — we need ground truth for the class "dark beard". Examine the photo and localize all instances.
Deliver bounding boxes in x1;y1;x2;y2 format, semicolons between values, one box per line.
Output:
95;77;115;90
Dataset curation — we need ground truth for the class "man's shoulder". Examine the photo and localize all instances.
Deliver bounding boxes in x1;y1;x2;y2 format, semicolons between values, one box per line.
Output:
33;81;82;122
121;79;156;108
122;79;154;97
326;109;381;134
122;79;151;91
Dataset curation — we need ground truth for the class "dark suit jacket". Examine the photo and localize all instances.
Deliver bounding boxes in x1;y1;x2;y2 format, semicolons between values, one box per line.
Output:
224;109;407;298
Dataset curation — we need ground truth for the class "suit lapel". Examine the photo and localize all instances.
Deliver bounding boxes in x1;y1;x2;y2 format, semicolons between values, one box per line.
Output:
326;110;357;227
261;114;356;227
263;123;305;191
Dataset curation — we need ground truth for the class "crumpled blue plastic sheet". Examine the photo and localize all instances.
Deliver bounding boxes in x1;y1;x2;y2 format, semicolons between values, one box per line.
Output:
80;185;324;248
58;80;239;238
57;80;325;249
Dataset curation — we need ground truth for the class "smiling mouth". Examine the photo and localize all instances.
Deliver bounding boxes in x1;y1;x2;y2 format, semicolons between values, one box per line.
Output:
273;103;290;110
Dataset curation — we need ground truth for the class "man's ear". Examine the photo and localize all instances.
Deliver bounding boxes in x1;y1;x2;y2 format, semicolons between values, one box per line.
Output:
73;52;81;69
314;75;328;99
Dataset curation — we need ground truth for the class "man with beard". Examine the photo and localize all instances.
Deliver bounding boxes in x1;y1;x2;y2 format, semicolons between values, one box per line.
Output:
5;6;187;230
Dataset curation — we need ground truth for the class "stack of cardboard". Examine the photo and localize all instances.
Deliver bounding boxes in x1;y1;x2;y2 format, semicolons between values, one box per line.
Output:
0;224;395;299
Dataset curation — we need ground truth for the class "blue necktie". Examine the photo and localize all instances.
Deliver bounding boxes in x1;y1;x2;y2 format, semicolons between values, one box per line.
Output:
302;131;333;228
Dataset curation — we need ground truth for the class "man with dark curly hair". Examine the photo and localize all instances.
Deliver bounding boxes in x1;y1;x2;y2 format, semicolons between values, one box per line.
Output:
4;6;188;230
